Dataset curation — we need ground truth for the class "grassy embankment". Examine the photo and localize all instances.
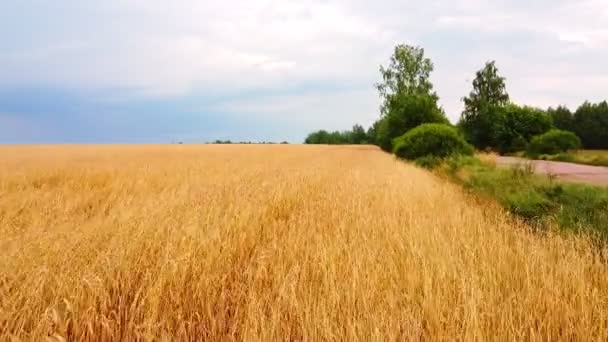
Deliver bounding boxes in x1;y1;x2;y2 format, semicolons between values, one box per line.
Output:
438;154;608;240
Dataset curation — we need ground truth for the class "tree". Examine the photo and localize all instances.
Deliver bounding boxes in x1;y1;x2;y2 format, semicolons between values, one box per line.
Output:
495;105;553;154
376;44;437;116
350;124;368;144
366;121;379;145
527;129;581;156
377;93;449;152
459;61;510;149
573;101;608;149
304;125;370;145
304;130;330;144
547;105;574;132
374;44;447;152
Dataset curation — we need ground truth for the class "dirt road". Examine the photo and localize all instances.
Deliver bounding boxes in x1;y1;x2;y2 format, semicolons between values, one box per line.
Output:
496;156;608;186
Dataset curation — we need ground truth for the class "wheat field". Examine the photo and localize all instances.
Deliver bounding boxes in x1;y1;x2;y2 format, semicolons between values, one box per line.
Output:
1;144;607;340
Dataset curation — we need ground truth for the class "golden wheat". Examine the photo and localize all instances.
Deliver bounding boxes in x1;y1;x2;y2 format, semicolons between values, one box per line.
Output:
1;144;607;340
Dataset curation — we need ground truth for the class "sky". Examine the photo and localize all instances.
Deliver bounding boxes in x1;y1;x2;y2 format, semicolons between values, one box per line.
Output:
1;0;607;143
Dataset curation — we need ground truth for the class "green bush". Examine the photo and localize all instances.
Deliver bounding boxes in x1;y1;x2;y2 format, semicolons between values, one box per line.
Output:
393;123;474;160
374;93;448;152
527;129;581;156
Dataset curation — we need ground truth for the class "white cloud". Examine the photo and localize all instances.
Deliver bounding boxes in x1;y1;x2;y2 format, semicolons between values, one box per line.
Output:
1;0;607;130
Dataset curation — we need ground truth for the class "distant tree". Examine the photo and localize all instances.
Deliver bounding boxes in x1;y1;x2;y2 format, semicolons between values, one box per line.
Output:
459;61;510;150
527;129;581;156
374;44;447;152
366;121;379;145
304;129;355;144
573;101;608;149
304;130;330;144
350;124;368;144
495;105;553;154
330;131;348;144
547;105;574;132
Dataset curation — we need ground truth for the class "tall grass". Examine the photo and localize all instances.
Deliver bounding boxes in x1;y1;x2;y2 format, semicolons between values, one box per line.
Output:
1;145;607;340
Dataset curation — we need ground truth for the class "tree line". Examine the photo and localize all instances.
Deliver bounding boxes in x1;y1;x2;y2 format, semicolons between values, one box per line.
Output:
305;44;608;155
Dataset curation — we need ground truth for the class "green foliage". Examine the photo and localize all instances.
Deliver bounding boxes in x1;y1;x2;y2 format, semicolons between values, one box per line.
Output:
460;61;510;149
458;104;504;150
373;117;392;151
350;124;368;144
376;44;437;115
373;45;448;152
573;101;608;149
371;44;447;152
527;129;582;156
304;124;371;145
495;105;553;154
458;63;553;154
374;93;449;152
459;102;552;154
366;122;378;145
303;43;607;159
445;156;608;238
304;130;347;144
547;105;574;131
392;123;473;160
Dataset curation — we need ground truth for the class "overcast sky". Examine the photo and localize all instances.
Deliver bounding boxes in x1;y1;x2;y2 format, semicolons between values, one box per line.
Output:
1;0;607;143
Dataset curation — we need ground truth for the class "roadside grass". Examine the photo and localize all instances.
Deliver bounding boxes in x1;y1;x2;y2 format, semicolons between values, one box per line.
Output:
515;149;608;167
439;156;608;240
566;150;608;167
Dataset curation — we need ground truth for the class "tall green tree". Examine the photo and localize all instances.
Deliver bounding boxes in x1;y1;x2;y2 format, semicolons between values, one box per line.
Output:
374;44;447;151
350;124;368;144
495;105;553;154
304;124;370;145
573;101;608;149
366;121;379;145
459;61;510;149
547;105;574;132
376;44;437;115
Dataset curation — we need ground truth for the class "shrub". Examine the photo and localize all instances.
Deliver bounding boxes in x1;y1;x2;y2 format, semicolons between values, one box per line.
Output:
393;123;474;161
527;129;582;156
413;156;443;169
375;93;449;152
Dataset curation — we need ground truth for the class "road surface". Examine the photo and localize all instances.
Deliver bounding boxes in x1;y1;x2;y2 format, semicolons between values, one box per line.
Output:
496;156;608;187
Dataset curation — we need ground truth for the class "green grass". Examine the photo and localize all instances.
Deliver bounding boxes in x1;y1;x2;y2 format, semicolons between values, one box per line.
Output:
441;156;608;240
571;150;608;167
531;150;608;167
